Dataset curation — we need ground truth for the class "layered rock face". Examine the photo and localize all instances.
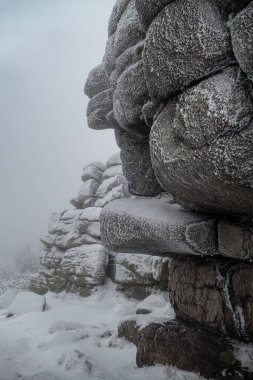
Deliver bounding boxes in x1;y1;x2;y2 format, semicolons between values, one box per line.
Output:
85;0;253;378
30;155;169;298
30;154;130;296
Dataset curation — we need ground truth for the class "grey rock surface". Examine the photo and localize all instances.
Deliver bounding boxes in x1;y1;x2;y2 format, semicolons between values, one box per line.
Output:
218;220;253;260
143;0;233;101
101;198;217;256
84;0;253;214
150;67;253;216
108;252;169;285
168;256;253;341
118;320;252;379
135;0;173;27
115;129;162;196
84;63;110;99
114;60;149;136
231;2;253;79
86;89;113;130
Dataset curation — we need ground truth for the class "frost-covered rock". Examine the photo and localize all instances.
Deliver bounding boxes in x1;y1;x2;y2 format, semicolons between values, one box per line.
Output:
85;0;253;218
106;152;121;167
115;129;162;196
30;155;130;296
84;63;110;99
77;221;101;238
80;207;102;222
94;184;129;208
76;179;100;205
95;175;127;199
61;244;107;286
86;89;114;130
48;212;65;234
81;162;105;182
231;2;253;79
101;198;217;256
168;255;253;342
103;165;123;179
150;66;253;215
143;0;233;100
7;292;46;317
108;252;168;286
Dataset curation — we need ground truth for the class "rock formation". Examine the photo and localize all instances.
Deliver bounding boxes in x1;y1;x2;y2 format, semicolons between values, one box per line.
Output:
31;0;253;378
30;154;169;299
30;154;130;296
83;0;253;378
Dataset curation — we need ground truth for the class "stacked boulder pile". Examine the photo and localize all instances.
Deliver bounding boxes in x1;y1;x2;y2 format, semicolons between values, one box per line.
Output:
30;154;170;298
84;0;253;378
30;154;130;296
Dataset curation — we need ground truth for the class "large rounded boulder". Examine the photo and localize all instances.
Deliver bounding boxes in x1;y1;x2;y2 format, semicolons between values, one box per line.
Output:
150;66;253;215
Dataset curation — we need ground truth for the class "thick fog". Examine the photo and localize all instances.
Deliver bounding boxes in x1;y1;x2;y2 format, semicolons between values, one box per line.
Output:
0;0;116;258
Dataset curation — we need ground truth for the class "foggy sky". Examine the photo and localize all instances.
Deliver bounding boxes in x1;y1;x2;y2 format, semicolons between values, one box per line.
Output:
0;0;117;257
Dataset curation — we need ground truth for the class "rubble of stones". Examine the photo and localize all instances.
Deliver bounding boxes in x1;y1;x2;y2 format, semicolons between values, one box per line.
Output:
83;0;253;378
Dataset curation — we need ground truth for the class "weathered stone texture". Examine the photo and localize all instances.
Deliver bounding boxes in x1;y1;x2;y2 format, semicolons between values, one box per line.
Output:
115;129;162;196
101;198;217;256
143;0;234;101
30;155;130;296
231;2;253;78
218;221;253;260
168;256;253;342
119;320;252;379
150;67;253;216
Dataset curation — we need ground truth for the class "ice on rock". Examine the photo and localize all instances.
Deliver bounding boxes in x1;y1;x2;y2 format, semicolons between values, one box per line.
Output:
7;292;46;317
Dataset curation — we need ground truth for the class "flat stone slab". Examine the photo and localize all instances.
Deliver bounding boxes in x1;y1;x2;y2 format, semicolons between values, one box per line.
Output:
101;198;217;256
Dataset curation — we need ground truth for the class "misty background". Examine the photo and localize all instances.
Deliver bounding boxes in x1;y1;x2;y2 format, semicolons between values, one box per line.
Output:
0;0;116;259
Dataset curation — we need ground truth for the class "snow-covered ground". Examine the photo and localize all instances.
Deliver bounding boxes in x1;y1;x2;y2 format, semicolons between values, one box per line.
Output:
0;281;205;380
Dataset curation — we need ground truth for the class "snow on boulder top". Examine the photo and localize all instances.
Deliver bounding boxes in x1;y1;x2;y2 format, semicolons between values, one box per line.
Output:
83;161;106;173
7;292;46;317
103;165;123;179
79;207;102;222
106;152;121;167
81;164;104;182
